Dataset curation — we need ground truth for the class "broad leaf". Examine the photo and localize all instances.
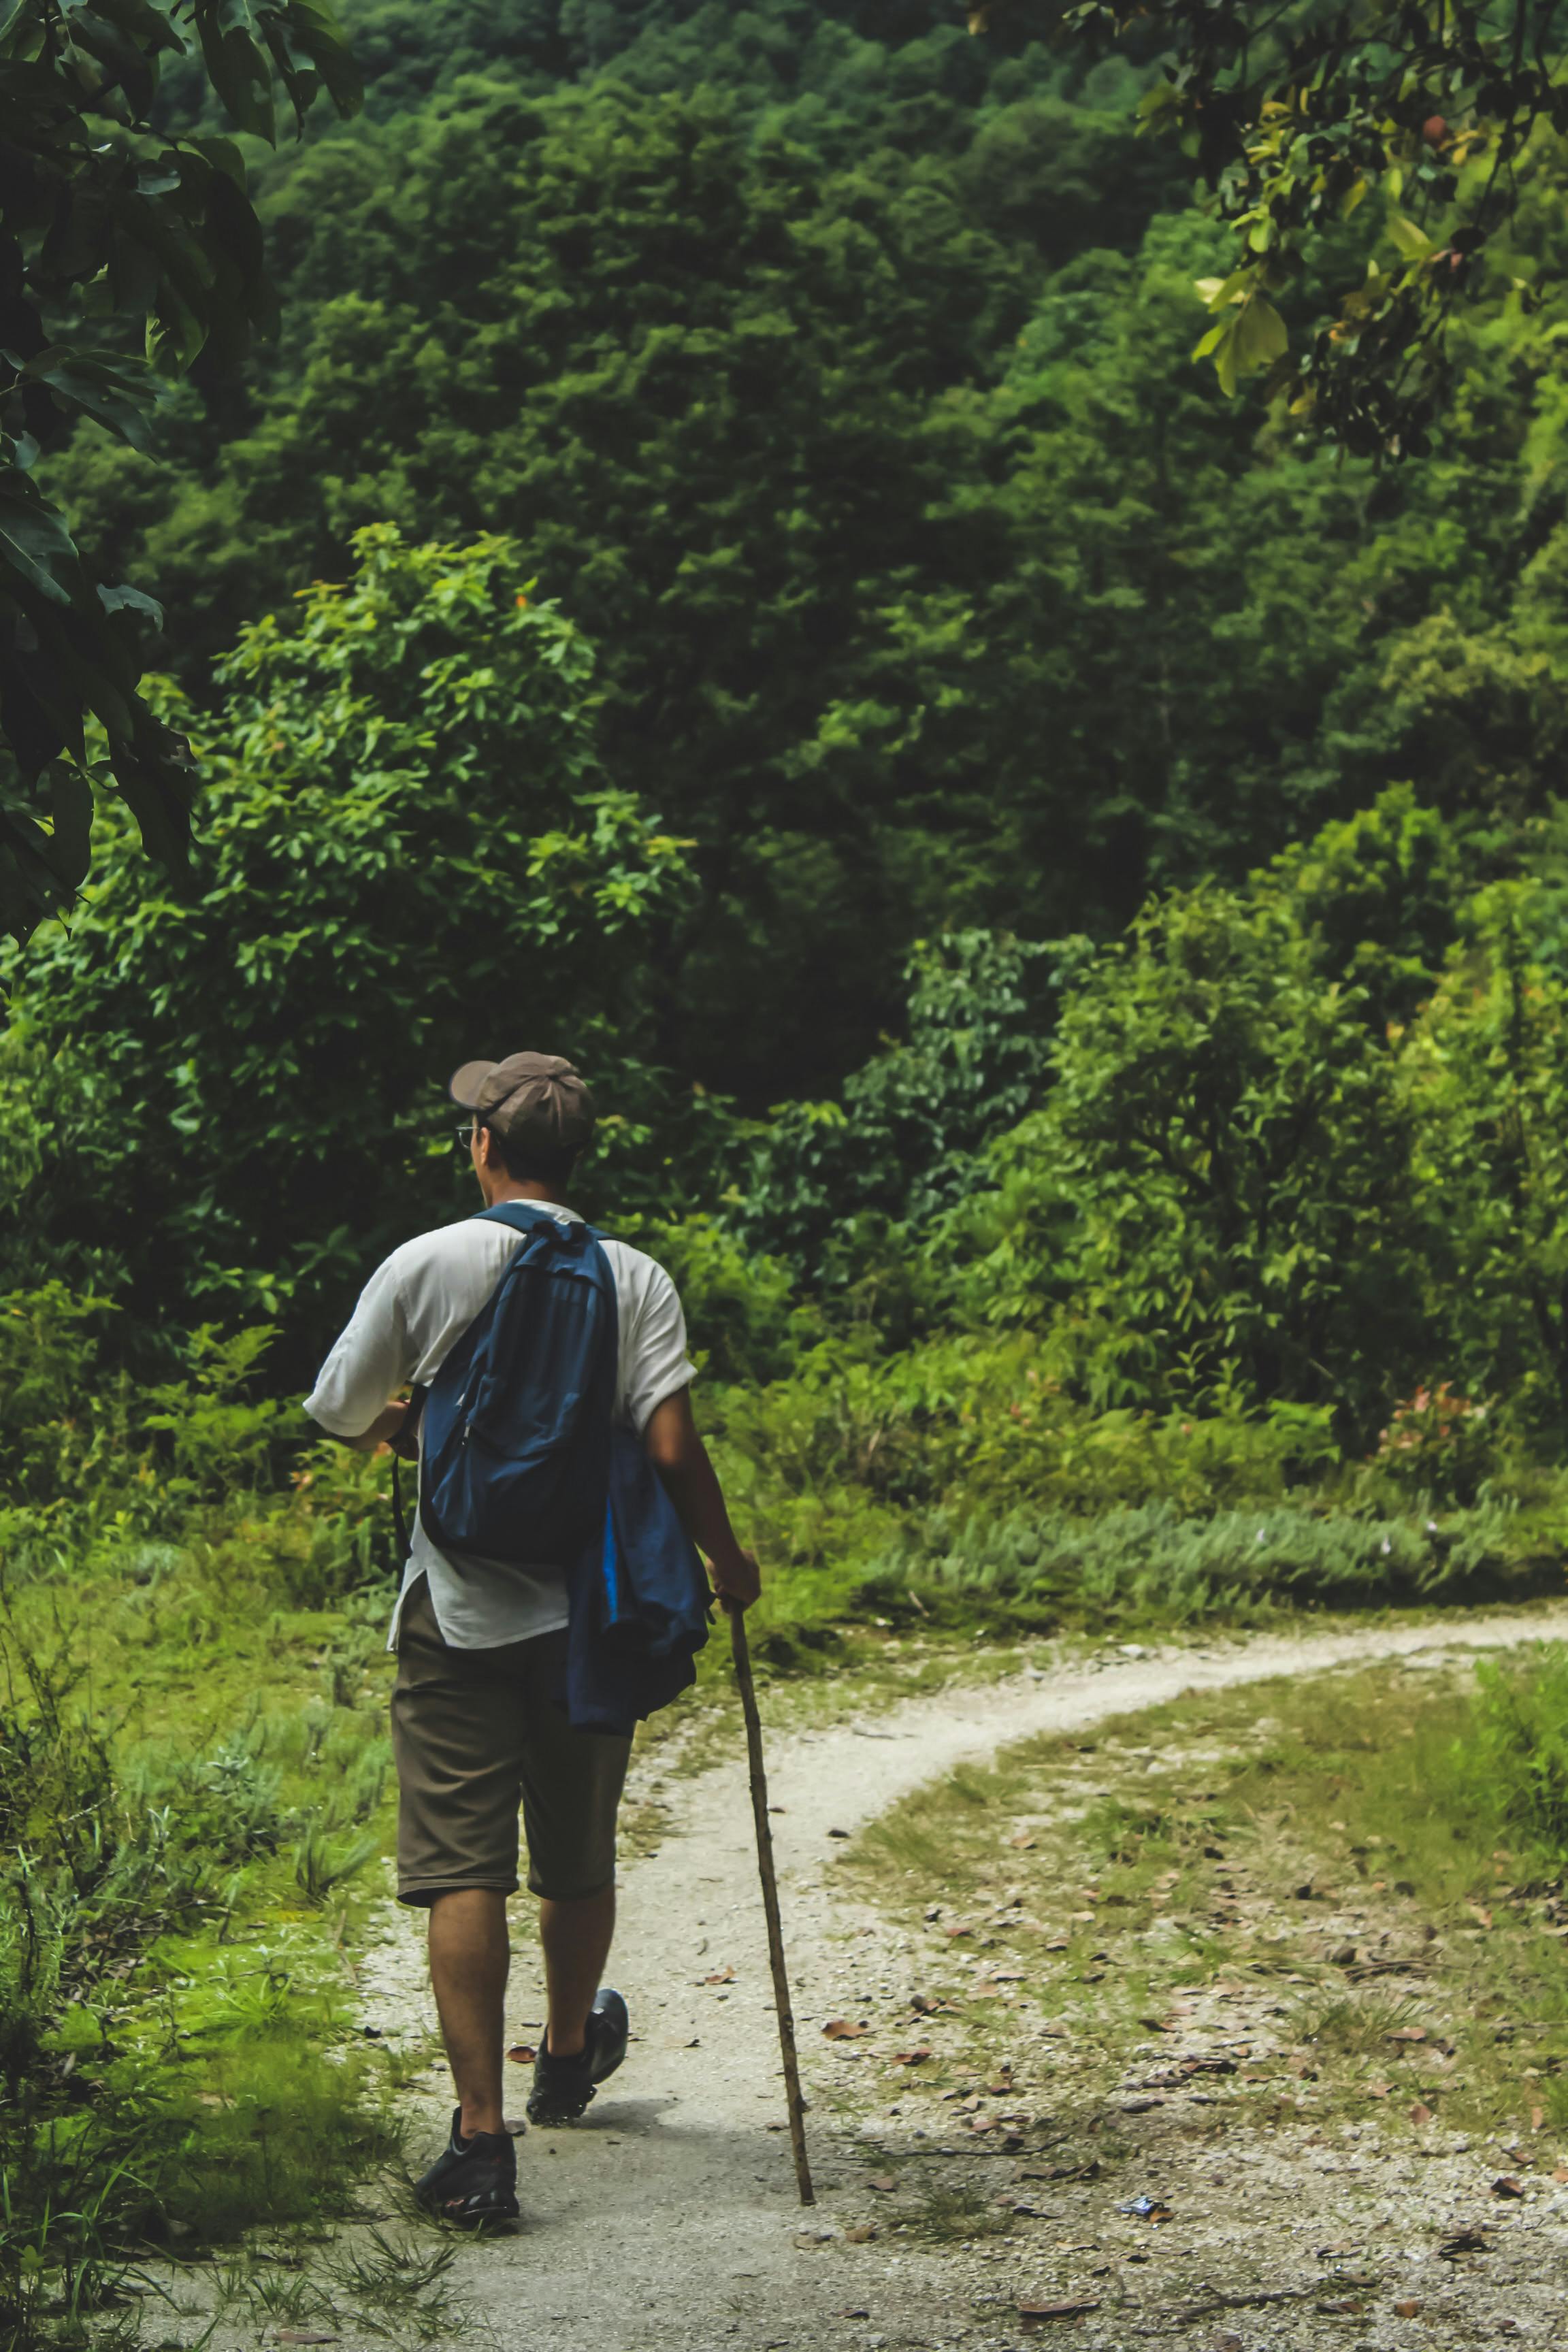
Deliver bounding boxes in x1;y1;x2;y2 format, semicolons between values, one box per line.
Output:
0;482;84;608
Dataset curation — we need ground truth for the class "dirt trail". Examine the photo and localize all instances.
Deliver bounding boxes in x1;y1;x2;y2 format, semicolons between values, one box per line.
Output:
356;1607;1568;2350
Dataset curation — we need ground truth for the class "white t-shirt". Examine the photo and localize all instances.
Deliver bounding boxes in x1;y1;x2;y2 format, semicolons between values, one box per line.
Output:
304;1203;696;1650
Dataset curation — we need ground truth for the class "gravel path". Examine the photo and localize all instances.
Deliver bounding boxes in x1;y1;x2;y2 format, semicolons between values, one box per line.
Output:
355;1607;1568;2350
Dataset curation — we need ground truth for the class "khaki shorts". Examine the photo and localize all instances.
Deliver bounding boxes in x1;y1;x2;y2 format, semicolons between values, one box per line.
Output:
391;1576;632;1906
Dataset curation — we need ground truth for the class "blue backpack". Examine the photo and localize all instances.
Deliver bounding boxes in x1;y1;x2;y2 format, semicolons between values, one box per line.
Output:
418;1203;618;1565
412;1203;712;1733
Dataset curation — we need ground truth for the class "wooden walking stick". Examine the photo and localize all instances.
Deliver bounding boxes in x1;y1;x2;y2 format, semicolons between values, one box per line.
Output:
729;1603;815;2206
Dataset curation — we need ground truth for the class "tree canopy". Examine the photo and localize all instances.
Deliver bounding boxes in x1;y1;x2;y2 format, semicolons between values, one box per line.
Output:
38;4;1568;1100
0;528;700;1361
987;0;1568;453
12;0;1568;1468
0;0;361;948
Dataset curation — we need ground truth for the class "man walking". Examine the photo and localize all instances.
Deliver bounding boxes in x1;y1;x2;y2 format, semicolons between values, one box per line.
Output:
306;1051;760;2225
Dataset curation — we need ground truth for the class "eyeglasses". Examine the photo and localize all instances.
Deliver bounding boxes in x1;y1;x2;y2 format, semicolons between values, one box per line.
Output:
453;1122;478;1153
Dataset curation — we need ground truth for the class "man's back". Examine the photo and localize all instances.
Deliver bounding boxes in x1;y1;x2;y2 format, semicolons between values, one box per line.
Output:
306;1203;696;1648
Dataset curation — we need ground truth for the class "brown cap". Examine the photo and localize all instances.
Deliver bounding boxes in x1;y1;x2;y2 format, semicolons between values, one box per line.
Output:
448;1051;595;1152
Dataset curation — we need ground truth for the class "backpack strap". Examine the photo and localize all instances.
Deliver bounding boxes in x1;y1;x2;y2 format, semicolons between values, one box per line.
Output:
474;1202;605;1251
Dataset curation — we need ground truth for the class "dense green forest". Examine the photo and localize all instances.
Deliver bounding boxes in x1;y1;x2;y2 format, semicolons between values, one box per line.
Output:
31;0;1568;1102
7;0;1568;1460
12;7;1568;2336
7;0;1568;1519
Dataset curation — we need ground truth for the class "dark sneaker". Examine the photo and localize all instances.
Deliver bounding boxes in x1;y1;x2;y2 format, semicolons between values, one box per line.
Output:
414;2110;520;2227
526;1988;630;2125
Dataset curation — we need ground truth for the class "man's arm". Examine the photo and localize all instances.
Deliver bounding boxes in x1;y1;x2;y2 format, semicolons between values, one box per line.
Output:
643;1388;760;1610
304;1258;414;1452
335;1398;410;1454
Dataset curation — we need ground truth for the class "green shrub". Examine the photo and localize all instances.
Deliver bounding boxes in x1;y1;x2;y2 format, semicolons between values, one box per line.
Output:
738;930;1064;1278
944;880;1426;1435
863;1495;1551;1630
709;1328;1341;1526
138;1324;289;1504
0;1287;125;1509
2;528;701;1362
611;1213;815;1385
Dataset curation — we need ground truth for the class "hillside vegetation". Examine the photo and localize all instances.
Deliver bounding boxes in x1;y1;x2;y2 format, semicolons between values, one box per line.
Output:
8;5;1568;2336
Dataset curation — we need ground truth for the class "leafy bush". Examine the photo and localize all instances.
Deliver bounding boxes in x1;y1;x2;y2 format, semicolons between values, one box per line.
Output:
1;528;702;1371
946;880;1425;1433
864;1495;1549;1630
610;1214;815;1386
1371;1383;1494;1505
738;930;1066;1278
0;1288;122;1508
1401;879;1568;1442
709;1328;1341;1526
0;1293;402;1617
138;1326;288;1503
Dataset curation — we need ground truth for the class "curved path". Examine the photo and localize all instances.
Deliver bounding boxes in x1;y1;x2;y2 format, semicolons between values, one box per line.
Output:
357;1606;1568;2350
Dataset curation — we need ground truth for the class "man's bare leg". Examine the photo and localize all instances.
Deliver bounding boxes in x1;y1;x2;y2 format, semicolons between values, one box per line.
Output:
428;1888;509;2137
539;1883;616;2057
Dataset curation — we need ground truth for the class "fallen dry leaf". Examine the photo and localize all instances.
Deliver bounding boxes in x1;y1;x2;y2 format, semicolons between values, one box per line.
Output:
822;2020;870;2040
1009;1831;1037;1850
892;2048;933;2065
1388;2025;1427;2043
702;1965;735;1984
1469;1903;1494;1929
1492;2176;1525;2198
1409;2102;1434;2127
866;2174;896;2192
1531;2104;1546;2132
844;2224;876;2244
506;2044;537;2065
1394;2301;1422;2319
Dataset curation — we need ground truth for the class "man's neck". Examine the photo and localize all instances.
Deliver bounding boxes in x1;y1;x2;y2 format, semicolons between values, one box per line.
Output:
478;1176;567;1210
